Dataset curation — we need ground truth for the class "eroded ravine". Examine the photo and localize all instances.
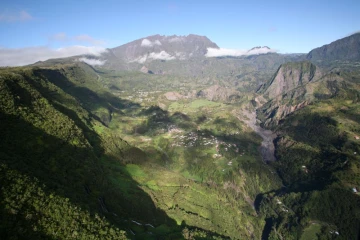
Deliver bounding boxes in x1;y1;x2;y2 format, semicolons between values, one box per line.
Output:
239;110;277;162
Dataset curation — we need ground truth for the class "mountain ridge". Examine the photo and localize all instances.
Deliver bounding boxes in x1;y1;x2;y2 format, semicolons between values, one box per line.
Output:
307;32;360;61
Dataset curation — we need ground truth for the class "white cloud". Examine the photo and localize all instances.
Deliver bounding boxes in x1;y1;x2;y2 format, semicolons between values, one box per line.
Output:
137;55;148;63
0;46;107;67
79;57;106;66
205;47;277;57
141;39;152;47
154;40;162;46
206;48;246;57
0;10;33;22
141;38;161;47
148;51;175;60
130;51;175;63
129;55;147;63
175;51;186;60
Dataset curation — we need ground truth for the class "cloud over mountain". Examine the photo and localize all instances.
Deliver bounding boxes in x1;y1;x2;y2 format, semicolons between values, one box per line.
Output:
141;39;162;47
0;46;107;66
111;34;219;63
130;50;176;63
148;51;175;60
206;47;277;57
79;57;106;66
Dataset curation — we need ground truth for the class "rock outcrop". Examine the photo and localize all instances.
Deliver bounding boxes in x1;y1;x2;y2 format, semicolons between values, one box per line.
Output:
256;61;358;127
164;91;185;101
261;61;322;99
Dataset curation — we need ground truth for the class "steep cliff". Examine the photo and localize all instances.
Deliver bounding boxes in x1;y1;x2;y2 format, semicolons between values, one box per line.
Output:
257;61;360;127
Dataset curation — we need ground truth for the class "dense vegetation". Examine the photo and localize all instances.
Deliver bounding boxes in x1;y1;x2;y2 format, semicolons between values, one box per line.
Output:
258;96;360;239
1;34;360;239
0;64;281;239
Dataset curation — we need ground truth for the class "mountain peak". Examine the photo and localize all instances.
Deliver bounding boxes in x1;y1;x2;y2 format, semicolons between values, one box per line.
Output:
246;46;273;55
249;46;271;51
110;34;218;63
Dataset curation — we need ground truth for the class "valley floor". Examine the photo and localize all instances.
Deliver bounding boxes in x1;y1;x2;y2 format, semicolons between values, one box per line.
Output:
2;60;360;239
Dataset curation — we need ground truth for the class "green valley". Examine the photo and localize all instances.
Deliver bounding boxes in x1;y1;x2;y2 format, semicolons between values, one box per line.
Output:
1;32;360;240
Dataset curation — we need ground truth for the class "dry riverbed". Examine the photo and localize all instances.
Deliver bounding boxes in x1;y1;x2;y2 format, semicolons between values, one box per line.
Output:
237;110;277;162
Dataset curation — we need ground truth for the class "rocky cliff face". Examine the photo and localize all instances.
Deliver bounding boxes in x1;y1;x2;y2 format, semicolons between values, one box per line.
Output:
258;97;311;128
260;61;322;99
256;61;358;127
307;32;360;61
258;70;360;128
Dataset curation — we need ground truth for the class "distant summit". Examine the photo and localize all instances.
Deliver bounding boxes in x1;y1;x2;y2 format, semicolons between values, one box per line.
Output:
307;32;360;61
249;46;270;51
247;46;272;55
110;34;219;63
33;34;280;68
108;35;277;63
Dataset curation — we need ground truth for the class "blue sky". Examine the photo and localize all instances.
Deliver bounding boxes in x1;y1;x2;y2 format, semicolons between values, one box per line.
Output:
0;0;359;65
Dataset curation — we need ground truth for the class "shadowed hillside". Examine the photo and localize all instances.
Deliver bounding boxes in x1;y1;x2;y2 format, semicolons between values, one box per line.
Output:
0;66;184;239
